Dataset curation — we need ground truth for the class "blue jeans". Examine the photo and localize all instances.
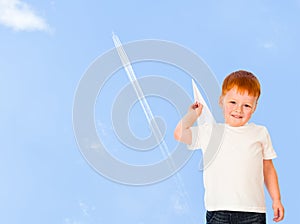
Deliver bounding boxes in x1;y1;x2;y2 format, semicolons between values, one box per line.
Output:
206;211;266;224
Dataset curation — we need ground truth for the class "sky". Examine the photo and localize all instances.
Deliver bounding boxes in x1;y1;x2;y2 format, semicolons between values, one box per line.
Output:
1;0;300;223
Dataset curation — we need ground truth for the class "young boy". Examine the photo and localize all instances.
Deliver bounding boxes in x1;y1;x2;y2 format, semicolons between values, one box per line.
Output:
174;70;284;223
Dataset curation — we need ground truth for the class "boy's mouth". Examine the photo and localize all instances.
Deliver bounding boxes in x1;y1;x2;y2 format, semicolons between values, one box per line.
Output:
231;114;243;119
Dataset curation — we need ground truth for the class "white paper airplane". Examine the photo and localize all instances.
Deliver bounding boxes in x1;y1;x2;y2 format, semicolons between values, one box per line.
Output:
192;79;216;125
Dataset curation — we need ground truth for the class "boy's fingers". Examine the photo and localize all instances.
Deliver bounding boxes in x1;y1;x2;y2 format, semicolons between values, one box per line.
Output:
195;101;203;107
273;208;279;221
278;207;284;221
274;207;279;216
273;207;284;222
192;101;200;109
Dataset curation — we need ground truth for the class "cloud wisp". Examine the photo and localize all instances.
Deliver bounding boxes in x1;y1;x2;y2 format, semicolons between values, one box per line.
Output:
0;0;51;32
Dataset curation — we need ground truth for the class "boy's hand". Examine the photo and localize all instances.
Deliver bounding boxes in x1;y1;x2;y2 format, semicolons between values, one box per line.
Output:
272;199;284;222
174;101;203;144
189;101;203;117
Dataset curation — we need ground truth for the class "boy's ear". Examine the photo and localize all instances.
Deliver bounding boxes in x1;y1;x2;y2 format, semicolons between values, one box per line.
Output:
219;96;224;107
252;101;258;113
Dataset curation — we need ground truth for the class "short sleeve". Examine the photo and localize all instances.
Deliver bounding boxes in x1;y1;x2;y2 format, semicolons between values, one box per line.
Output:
188;123;212;151
262;127;277;160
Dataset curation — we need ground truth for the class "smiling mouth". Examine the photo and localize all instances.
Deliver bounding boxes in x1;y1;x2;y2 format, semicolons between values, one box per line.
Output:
231;114;243;119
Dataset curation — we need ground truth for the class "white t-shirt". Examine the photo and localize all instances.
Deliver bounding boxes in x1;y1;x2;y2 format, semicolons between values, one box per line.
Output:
188;123;277;213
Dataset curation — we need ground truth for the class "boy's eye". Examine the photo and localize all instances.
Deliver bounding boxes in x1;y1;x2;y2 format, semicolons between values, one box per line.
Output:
229;101;236;104
244;104;252;108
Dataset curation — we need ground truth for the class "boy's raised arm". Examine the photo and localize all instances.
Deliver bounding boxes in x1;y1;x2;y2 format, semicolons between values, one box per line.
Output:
174;102;202;145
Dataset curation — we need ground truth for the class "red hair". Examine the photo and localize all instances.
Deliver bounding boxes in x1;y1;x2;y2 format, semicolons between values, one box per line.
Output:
221;70;261;100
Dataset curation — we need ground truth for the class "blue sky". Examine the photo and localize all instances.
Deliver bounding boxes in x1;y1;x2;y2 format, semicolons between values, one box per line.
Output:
1;0;300;223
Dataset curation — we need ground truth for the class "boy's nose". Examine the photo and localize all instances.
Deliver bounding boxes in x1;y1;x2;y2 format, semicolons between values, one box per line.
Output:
235;105;242;113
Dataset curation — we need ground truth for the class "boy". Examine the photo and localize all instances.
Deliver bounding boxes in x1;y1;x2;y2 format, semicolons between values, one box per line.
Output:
174;70;284;223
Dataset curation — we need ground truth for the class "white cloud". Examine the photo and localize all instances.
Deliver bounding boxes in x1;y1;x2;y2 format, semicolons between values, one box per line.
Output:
97;121;112;137
262;41;275;49
171;191;189;215
90;143;102;150
0;0;51;32
63;201;97;224
256;38;277;50
79;201;96;217
79;201;90;216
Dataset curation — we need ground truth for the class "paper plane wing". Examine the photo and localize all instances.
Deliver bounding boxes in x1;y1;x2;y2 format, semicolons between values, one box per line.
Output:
192;79;216;125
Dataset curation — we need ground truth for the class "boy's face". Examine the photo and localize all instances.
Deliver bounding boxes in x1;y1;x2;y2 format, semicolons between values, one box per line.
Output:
220;87;258;127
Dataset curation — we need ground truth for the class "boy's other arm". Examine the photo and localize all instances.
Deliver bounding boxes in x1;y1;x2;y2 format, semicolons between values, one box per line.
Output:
174;102;202;145
263;159;284;222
